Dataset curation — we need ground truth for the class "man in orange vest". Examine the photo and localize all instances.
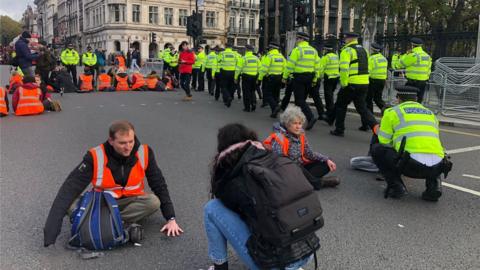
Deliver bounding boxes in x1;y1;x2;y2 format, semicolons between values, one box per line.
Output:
115;52;127;70
97;69;114;91
0;87;9;116
114;69;130;91
43;120;184;247
12;76;45;116
8;70;23;93
77;68;94;93
131;71;147;91
146;71;161;91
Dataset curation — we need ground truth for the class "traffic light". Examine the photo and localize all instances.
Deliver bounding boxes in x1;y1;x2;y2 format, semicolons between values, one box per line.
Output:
296;4;307;26
186;13;202;38
152;32;157;43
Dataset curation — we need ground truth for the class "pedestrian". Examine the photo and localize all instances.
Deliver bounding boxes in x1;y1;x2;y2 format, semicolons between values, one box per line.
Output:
264;105;340;189
329;32;378;137
359;42;387;131
258;42;286;118
82;45;97;80
43;120;184;247
35;42;56;85
114;52;127;71
178;41;196;101
320;44;340;119
309;42;326;120
60;43;80;85
205;123;320;270
396;38;432;103
94;48;106;75
371;86;452;201
192;46;206;92
282;32;320;130
235;45;259;112
130;47;141;71
204;46;218;96
14;31;38;77
217;42;238;107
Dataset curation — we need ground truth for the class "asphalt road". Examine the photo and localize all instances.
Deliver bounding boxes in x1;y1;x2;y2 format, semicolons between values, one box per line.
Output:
1;91;479;270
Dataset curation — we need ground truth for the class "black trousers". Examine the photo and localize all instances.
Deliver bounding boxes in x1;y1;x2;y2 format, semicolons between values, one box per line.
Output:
235;80;242;98
241;74;257;110
310;82;325;117
406;79;427;103
291;73;315;121
163;62;171;77
263;75;282;112
371;144;442;191
361;78;386;127
39;70;50;85
303;160;331;189
66;65;77;85
192;68;205;91
220;70;235;104
206;68;215;95
214;72;222;100
280;80;294;110
180;73;192;96
334;84;377;132
324;76;339;115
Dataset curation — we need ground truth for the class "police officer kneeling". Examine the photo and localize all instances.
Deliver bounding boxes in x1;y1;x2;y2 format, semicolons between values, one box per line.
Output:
371;86;452;201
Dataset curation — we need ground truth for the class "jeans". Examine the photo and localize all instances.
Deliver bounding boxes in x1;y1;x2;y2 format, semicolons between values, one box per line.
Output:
180;73;192;96
130;59;140;70
204;199;312;270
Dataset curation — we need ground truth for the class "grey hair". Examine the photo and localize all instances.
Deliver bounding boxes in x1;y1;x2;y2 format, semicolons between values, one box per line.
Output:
280;105;306;127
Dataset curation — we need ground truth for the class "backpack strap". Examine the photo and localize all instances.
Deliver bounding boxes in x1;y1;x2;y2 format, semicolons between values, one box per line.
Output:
69;191;95;244
102;192;126;243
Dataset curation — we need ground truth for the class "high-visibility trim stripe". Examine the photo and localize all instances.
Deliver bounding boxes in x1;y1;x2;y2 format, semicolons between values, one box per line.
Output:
393;132;440;144
93;146;104;187
378;130;393;140
124;182;142;191
137;145;146;169
17;102;43;107
395;120;438;130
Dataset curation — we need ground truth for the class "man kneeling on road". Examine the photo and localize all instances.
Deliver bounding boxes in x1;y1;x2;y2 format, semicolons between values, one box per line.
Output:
44;120;183;247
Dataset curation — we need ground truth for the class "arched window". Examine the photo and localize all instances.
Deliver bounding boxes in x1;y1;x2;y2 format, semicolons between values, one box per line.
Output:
229;11;236;31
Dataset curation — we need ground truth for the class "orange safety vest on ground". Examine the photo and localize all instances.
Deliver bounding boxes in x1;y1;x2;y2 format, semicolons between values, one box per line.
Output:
131;74;146;89
15;87;45;116
166;78;173;91
146;77;158;89
0;87;8;115
116;56;126;69
263;132;311;164
9;74;23;91
46;85;54;92
98;74;112;90
90;144;149;198
115;75;129;91
79;74;94;91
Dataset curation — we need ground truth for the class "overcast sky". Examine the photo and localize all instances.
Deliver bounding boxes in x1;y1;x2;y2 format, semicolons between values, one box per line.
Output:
0;0;35;21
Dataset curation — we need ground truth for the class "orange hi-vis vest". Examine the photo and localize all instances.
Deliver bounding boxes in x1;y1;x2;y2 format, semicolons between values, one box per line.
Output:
15;87;45;116
79;74;94;91
146;77;158;89
98;74;112;90
115;75;129;91
90;144;149;199
0;87;8;115
166;78;173;90
116;56;126;68
263;132;311;164
9;74;23;91
131;74;146;89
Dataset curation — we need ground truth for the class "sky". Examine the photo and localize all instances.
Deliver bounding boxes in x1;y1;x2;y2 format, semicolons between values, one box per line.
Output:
0;0;35;21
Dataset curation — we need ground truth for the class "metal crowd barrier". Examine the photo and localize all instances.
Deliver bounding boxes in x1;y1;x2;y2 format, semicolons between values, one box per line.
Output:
140;60;163;76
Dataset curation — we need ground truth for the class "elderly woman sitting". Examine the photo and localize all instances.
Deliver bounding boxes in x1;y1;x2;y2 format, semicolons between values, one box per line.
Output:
264;105;340;189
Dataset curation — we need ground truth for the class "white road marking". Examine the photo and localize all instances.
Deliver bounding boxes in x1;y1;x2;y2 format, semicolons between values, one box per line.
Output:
398;224;405;228
140;104;146;106
120;104;125;107
462;174;480;180
440;128;480;138
174;102;178;104
75;106;82;109
446;145;480;154
99;105;104;108
442;182;480;196
156;102;162;105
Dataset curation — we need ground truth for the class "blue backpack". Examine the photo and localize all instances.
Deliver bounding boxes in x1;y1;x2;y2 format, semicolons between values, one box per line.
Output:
69;191;128;250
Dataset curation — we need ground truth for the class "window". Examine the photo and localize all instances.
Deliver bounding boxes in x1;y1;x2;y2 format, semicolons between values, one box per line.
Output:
132;4;140;23
249;13;255;33
229;11;236;31
249;39;256;47
239;12;246;31
206;11;216;28
164;8;173;25
110;4;125;23
179;9;188;26
149;6;158;24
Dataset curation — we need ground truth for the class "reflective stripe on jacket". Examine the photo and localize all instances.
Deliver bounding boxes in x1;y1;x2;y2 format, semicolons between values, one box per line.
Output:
339;40;369;86
235;51;259;80
263;132;311;164
15;87;44;116
98;74;112;90
283;41;319;79
115;75;129;91
368;53;388;80
398;46;432;81
131;74;146;89
79;74;94;91
0;87;7;115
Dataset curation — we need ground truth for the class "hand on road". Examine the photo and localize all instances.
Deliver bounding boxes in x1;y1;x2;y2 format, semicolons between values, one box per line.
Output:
327;159;337;172
161;220;184;237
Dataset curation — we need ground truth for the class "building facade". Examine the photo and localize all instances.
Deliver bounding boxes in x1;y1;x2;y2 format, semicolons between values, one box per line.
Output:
34;0;58;45
21;5;39;35
226;0;260;47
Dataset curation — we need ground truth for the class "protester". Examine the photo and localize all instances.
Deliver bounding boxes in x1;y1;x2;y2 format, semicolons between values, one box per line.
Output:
35;43;56;85
114;68;130;91
178;41;196;101
97;69;114;91
77;68;95;93
14;31;38;77
0;86;9;116
35;74;62;111
131;71;147;91
264;105;340;189
44;120;183;247
130;48;141;71
8;70;23;93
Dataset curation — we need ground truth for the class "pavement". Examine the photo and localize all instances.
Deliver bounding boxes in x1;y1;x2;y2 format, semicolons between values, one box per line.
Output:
1;91;479;270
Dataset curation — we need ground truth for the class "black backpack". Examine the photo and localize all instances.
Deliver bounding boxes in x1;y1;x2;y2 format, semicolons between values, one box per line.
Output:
348;44;369;75
241;148;323;268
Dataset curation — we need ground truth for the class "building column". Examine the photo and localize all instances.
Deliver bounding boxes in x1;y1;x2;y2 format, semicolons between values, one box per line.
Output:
323;0;329;37
336;0;342;37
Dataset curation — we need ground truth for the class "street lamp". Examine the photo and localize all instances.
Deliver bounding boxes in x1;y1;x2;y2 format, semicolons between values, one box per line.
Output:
39;12;44;41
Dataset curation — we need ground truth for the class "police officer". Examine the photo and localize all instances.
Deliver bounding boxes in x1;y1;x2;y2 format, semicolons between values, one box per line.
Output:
320;44;340;118
161;43;173;76
258;42;286;118
390;50;400;70
192;46;206;92
329;32;377;137
214;46;224;101
396;38;432;103
61;43;80;85
235;45;259;112
216;42;238;107
359;43;388;131
232;46;243;99
282;32;320;130
82;45;98;80
371;86;451;201
204;46;218;96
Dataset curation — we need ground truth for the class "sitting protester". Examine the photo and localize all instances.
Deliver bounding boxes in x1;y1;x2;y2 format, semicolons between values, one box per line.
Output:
34;75;62;112
264;105;340;189
77;69;95;93
97;69;114;92
114;68;130;91
50;65;78;93
12;76;45;116
205;123;322;270
8;70;23;94
0;86;9;117
146;71;162;91
44;120;183;247
131;71;147;91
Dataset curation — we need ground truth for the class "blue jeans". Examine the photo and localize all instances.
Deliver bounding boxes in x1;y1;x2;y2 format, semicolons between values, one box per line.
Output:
204;199;313;270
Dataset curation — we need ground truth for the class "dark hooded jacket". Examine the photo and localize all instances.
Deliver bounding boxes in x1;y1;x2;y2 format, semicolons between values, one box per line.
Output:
15;36;38;69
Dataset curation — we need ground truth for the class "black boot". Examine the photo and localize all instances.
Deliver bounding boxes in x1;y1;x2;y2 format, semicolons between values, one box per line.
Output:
305;118;317;130
330;129;344;137
384;176;407;199
422;177;442;202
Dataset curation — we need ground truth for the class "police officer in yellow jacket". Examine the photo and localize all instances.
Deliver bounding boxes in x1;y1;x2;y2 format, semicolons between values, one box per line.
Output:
360;43;387;131
82;45;98;80
235;45;259;112
396;38;432;103
371;86;451;201
320;44;340;117
161;43;173;76
329;32;377;137
282;32;320;130
217;42;238;107
204;47;218;96
258;42;286;117
61;43;80;85
192;46;206;92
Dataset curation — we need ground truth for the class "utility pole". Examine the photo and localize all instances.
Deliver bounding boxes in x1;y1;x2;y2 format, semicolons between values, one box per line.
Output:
309;0;314;41
263;0;269;49
476;14;479;63
273;0;280;42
